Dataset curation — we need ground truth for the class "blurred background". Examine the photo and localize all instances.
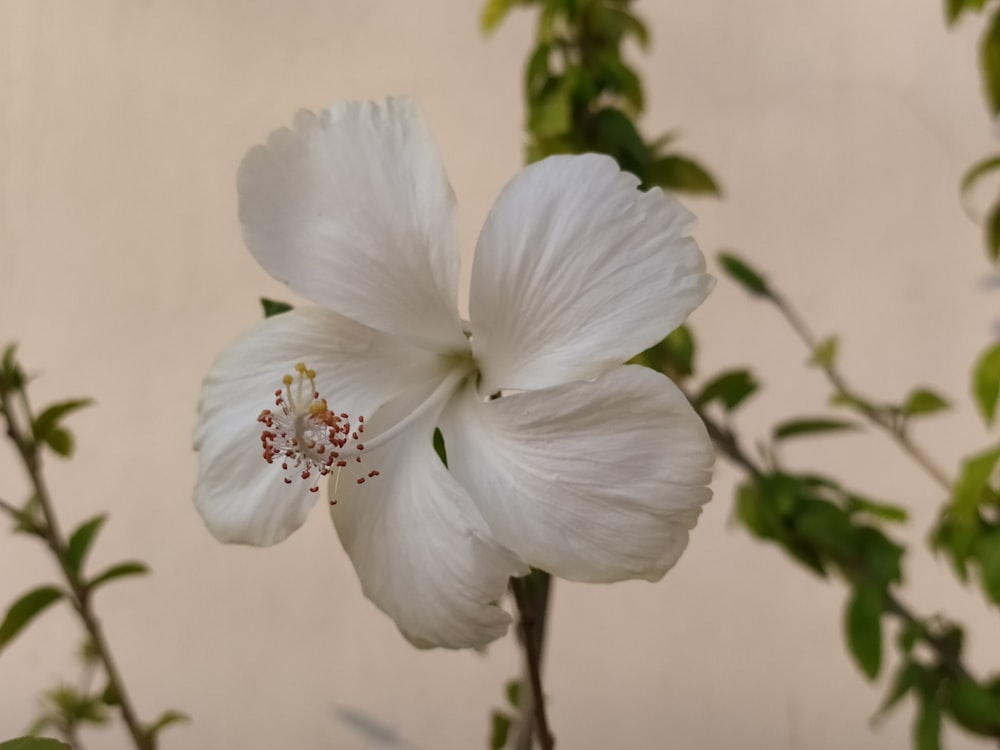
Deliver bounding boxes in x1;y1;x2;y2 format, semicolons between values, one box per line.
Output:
0;0;997;748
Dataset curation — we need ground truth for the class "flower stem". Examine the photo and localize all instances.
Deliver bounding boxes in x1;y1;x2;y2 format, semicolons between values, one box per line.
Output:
510;571;555;750
0;386;152;750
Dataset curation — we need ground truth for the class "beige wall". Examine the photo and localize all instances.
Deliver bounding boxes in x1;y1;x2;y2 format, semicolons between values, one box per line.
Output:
1;1;998;748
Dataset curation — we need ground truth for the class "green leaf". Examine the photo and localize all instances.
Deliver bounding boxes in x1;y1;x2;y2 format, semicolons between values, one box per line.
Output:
717;252;770;297
260;298;293;318
43;428;74;457
947;677;1000;732
986;198;1000;262
101;681;121;707
0;343;25;391
961;153;1000;195
947;0;989;24
432;427;447;468
952;445;1000;519
66;514;107;575
631;325;696;379
591;107;648;170
845;495;908;523
857;527;905;587
902;388;950;417
810;336;838;368
481;0;518;31
648;155;721;196
0;739;71;750
0;586;63;652
773;417;858;441
489;711;511;750
505;679;521;708
146;709;190;738
914;697;942;750
974;343;1000;425
87;561;149;591
32;399;92;443
606;6;650;48
974;526;1000;604
529;86;573;139
695;369;758;411
981;9;1000;115
845;584;883;680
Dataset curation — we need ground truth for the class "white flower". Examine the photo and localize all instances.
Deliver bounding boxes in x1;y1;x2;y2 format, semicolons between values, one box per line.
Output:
194;97;715;649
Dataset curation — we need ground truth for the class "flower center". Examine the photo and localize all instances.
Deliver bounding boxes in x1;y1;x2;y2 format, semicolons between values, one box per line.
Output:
257;362;379;502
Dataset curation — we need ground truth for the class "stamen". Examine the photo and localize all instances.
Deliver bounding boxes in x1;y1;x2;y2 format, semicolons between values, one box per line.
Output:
257;362;378;500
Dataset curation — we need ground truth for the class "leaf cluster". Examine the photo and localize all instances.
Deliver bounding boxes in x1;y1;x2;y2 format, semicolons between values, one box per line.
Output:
483;0;719;195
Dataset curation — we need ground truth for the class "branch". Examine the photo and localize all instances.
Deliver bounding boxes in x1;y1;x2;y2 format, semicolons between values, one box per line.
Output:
770;292;952;491
510;573;555;750
0;386;152;750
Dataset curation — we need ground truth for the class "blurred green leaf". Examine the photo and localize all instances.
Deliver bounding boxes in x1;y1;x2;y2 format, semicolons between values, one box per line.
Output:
0;343;25;391
810;336;838;368
631;325;696;380
947;677;1000;733
66;514;107;576
489;711;511;750
101;680;121;707
961;153;1000;195
986;197;1000;262
902;388;950;417
260;298;293;318
974;526;1000;604
773;417;858;441
87;561;149;591
505;679;521;708
947;0;989;24
857;527;905;587
0;586;62;653
482;0;519;31
845;495;908;523
695;369;758;411
607;5;650;47
981;9;1000;114
718;252;769;296
0;740;70;750
43;428;74;458
146;710;190;738
846;584;883;680
974;343;1000;425
529;83;573;138
33;399;92;457
953;445;1000;519
648;155;720;195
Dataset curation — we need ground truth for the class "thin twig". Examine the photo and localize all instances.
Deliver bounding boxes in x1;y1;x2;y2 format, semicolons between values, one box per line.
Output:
0;495;20;517
0;386;151;750
510;574;555;750
770;293;953;491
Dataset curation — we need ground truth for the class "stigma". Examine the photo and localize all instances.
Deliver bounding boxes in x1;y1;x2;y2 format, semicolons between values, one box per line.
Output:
257;362;379;499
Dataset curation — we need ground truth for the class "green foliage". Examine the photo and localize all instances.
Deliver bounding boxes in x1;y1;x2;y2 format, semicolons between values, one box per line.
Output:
717;252;771;297
695;370;758;411
260;298;293;318
973;342;1000;424
846;584;883;679
773;417;858;441
810;336;839;368
488;679;522;750
87;561;149;592
146;710;190;740
915;697;942;750
901;389;950;417
66;515;107;576
0;343;25;392
0;586;63;653
982;10;1000;114
486;0;719;195
631;325;696;381
947;0;990;25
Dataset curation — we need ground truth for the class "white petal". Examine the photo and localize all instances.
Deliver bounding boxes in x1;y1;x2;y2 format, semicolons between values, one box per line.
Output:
440;366;714;582
238;98;465;350
470;154;714;393
330;398;527;649
194;307;449;547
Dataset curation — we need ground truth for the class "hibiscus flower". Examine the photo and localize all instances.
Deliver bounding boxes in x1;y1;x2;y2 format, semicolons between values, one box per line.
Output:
194;97;715;649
